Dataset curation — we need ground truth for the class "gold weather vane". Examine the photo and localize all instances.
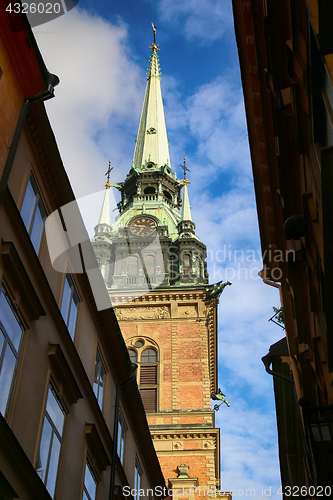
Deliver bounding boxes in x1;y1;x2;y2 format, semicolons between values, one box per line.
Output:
150;22;160;52
105;160;113;189
180;156;190;184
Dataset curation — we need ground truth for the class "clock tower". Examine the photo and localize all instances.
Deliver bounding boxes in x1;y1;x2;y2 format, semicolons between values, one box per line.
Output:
92;30;231;500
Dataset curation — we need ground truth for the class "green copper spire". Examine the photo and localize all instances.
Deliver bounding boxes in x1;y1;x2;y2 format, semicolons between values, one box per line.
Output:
181;180;192;222
180;157;192;222
132;24;170;172
98;161;112;225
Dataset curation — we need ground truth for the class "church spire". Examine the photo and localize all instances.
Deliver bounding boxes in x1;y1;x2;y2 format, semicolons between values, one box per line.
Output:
132;24;170;172
180;157;192;222
98;160;112;225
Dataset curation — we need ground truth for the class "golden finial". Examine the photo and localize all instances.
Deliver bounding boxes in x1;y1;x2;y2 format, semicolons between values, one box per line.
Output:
150;22;160;52
105;160;113;189
180;156;190;184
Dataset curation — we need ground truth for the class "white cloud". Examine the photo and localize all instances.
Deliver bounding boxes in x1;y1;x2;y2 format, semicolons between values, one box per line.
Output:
158;0;233;43
34;8;144;203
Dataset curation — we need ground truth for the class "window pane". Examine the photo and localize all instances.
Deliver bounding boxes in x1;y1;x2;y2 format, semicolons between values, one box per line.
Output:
46;434;61;497
84;462;97;500
67;292;79;339
46;388;65;436
141;348;157;363
0;344;16;414
0;290;24;351
60;277;71;325
117;414;126;464
36;417;53;481
36;386;65;499
128;349;137;363
0;330;4;354
21;179;36;230
30;203;45;254
94;351;106;409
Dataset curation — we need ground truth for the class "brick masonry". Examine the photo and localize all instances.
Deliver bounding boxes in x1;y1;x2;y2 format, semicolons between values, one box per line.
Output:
113;289;221;498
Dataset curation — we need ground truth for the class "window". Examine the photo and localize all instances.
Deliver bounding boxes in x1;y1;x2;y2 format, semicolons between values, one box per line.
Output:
128;256;138;276
128;349;137;363
144;256;155;276
134;459;142;500
183;254;191;275
20;174;47;254
127;341;159;413
117;412;126;465
82;461;97;500
0;286;24;416
36;384;66;498
61;274;79;340
93;350;106;409
141;348;157;363
144;186;156;194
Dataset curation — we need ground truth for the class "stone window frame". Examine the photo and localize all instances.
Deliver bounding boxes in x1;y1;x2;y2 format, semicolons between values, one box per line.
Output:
126;337;159;413
0;242;45;421
33;344;82;498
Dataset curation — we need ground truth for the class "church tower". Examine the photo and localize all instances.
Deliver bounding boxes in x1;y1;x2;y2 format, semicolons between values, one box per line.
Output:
92;28;231;499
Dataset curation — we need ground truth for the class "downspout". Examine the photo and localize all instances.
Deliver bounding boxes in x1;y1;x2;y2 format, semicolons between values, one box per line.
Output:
258;267;303;399
0;72;60;209
259;269;315;483
109;364;137;500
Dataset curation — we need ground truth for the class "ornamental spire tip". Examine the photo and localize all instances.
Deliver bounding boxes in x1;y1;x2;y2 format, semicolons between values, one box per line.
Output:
150;22;159;52
104;160;113;189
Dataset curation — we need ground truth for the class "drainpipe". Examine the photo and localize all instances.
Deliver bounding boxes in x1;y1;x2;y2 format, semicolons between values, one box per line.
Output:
109;363;137;500
261;352;295;384
258;267;303;399
0;72;60;209
259;268;316;482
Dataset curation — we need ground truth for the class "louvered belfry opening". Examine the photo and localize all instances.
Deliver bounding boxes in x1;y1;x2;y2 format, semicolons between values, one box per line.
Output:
139;347;158;412
140;388;157;412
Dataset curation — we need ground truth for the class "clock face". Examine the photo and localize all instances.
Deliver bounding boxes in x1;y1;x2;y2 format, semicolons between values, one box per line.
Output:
129;217;156;236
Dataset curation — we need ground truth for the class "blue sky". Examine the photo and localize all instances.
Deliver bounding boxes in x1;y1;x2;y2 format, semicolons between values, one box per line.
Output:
34;0;284;496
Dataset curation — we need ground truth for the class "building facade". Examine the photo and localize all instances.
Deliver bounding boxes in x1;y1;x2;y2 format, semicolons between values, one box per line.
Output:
0;11;165;500
92;36;231;500
232;0;333;495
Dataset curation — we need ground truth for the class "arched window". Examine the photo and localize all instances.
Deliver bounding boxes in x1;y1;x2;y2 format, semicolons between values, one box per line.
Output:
128;256;138;275
141;348;157;362
127;340;159;413
128;349;137;363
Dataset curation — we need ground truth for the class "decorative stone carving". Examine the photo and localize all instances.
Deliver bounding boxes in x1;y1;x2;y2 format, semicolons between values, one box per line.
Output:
202;440;214;449
178;305;198;317
115;306;170;320
172;441;183;450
